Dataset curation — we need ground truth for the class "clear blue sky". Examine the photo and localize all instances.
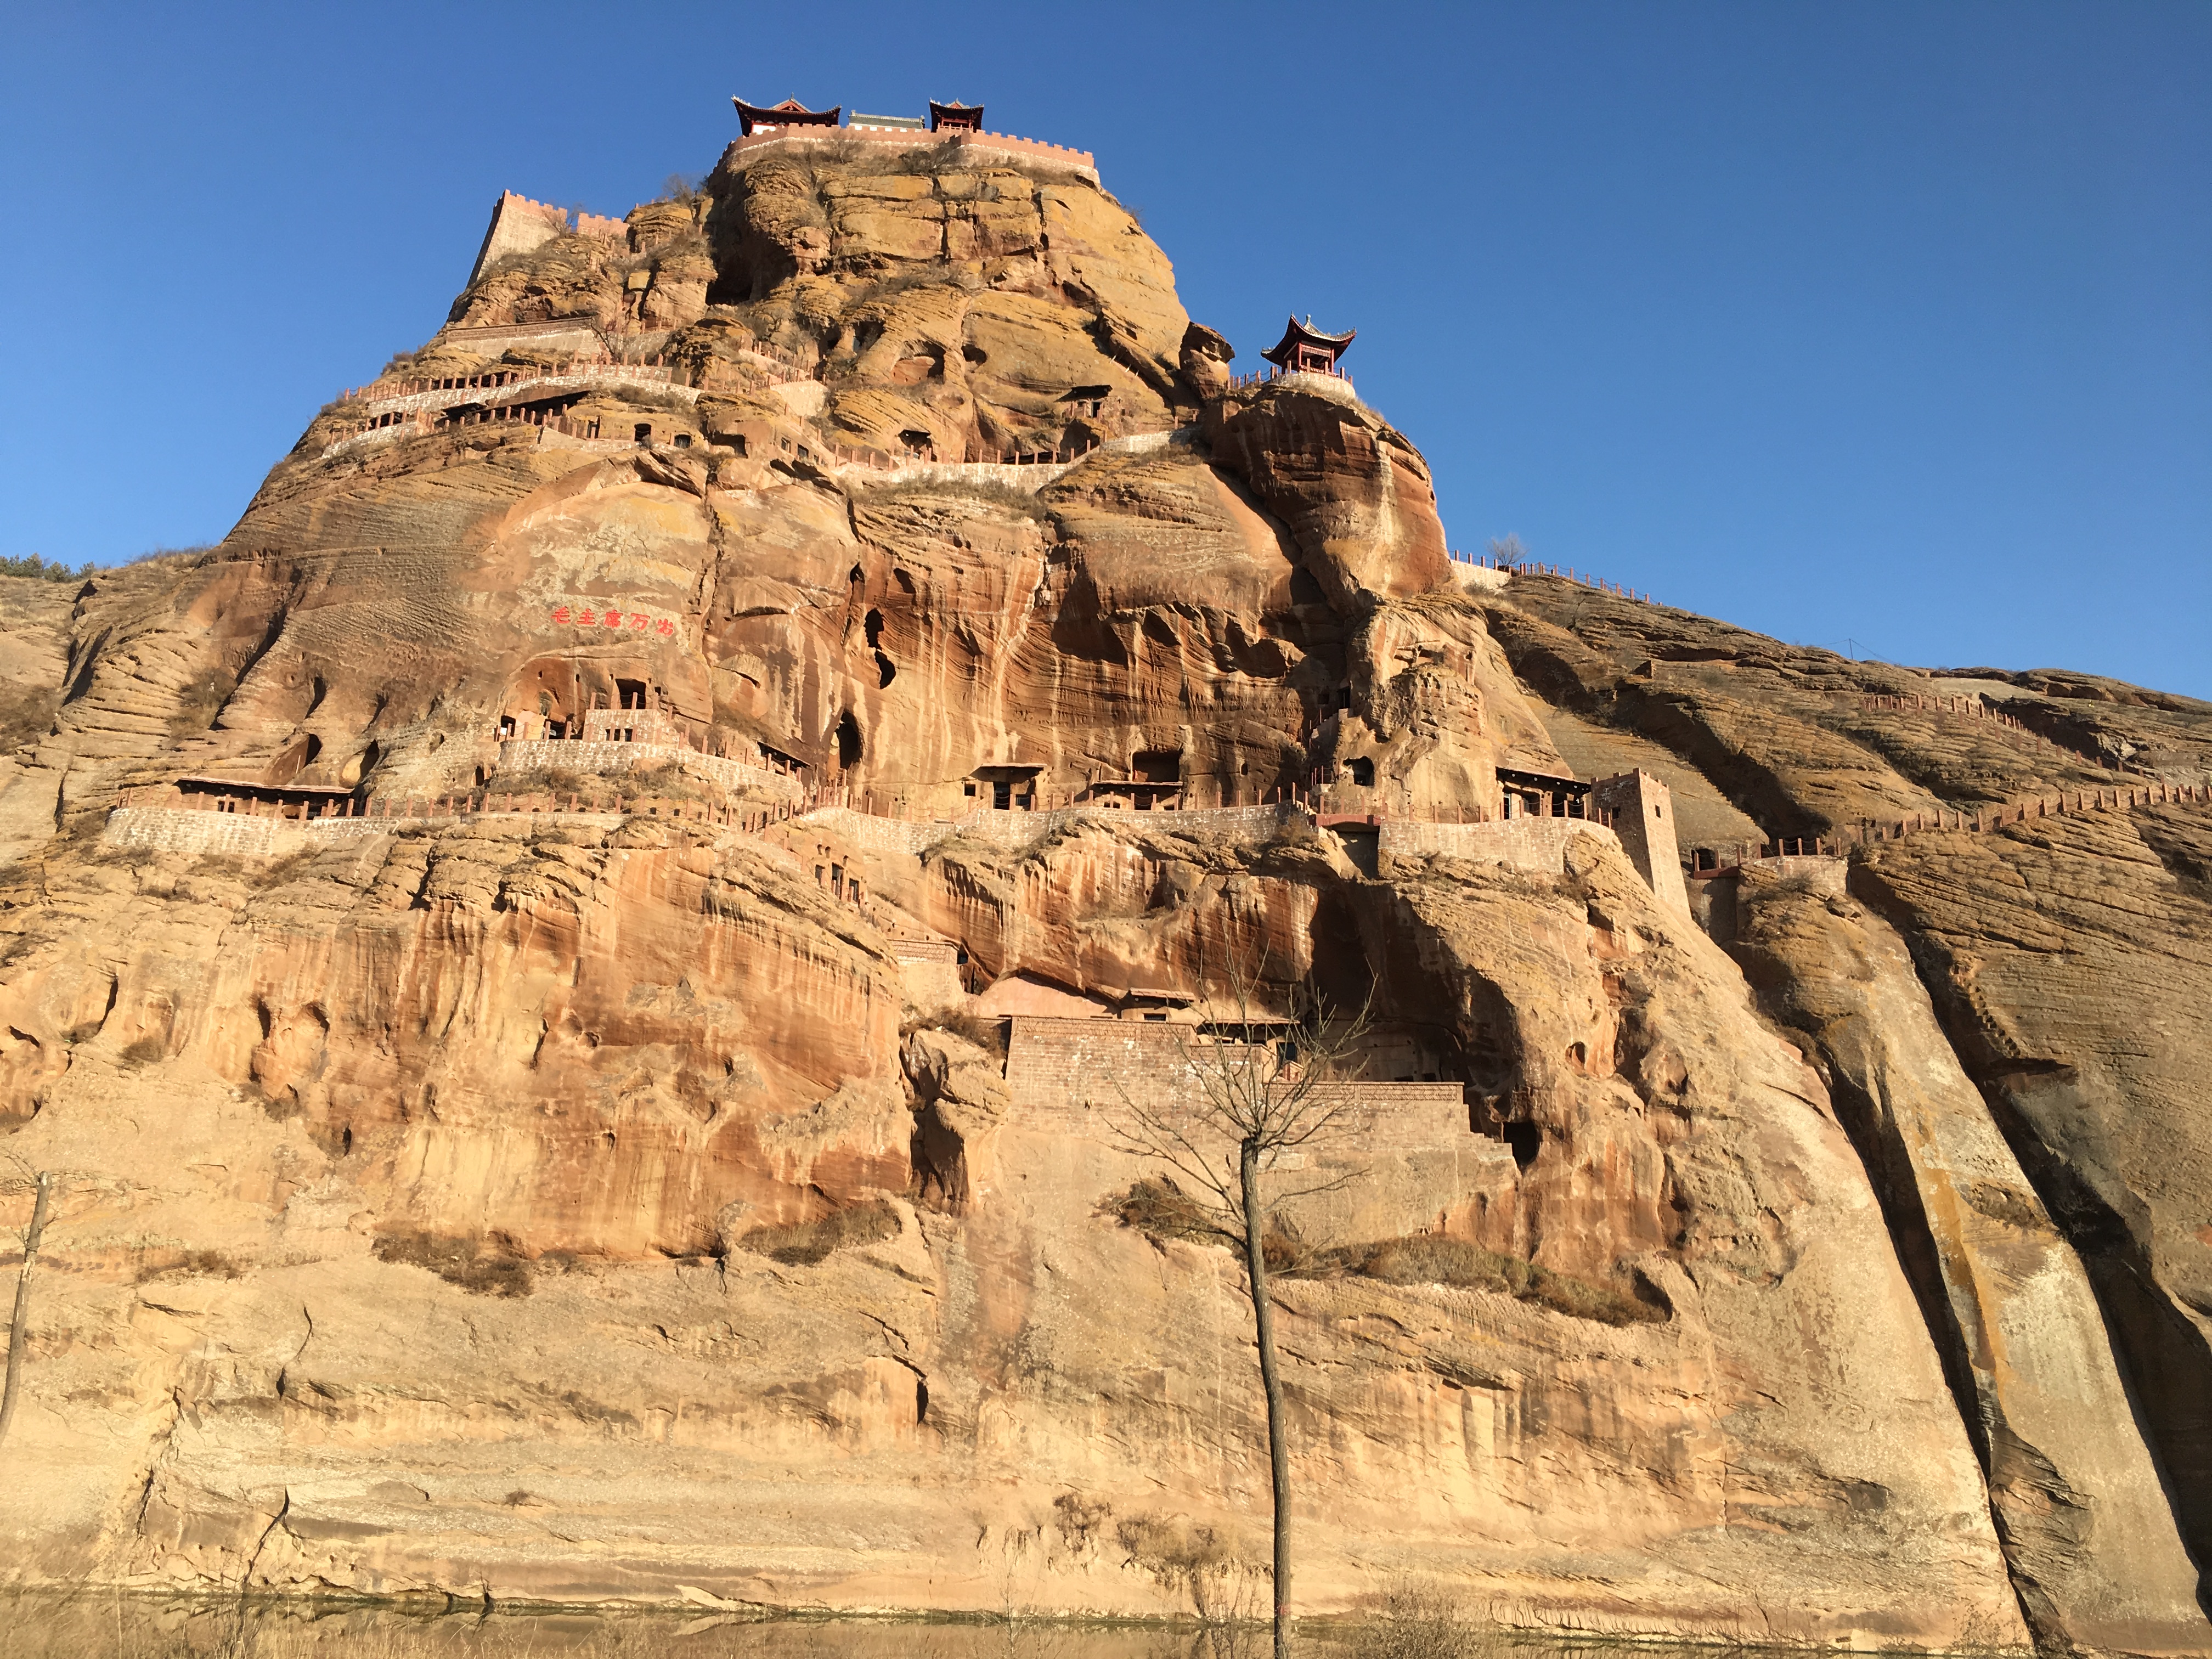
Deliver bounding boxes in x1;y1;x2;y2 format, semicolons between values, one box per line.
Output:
3;2;2205;695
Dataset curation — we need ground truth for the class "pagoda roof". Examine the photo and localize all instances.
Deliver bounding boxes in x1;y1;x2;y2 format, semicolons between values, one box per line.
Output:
1260;315;1356;367
733;97;842;135
929;100;984;131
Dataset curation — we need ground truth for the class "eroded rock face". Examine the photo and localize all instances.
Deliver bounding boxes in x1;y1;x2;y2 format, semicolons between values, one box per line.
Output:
1482;575;2212;1639
1730;861;2204;1652
0;131;2205;1650
0;809;2028;1646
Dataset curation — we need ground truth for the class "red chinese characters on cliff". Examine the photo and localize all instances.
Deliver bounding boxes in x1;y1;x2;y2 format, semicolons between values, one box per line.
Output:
549;603;678;637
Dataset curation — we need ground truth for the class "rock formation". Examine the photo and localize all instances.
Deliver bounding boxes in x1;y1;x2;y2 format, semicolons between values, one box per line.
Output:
0;111;2205;1651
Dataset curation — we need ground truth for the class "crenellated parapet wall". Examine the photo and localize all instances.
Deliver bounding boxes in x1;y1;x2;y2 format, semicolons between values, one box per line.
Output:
469;191;627;286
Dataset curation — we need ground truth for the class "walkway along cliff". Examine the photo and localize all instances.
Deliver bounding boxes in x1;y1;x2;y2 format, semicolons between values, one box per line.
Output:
0;96;2208;1653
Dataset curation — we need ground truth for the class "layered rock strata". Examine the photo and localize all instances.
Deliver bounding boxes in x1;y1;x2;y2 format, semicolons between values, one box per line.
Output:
0;123;2204;1650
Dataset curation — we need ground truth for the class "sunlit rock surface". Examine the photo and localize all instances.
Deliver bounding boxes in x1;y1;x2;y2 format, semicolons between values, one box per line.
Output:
0;127;2205;1651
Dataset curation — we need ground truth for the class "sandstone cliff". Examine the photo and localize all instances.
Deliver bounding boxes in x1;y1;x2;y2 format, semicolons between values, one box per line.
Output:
0;123;2205;1651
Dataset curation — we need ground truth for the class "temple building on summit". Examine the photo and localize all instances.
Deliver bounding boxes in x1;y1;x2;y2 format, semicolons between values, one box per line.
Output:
929;101;985;132
732;97;840;135
1262;317;1356;376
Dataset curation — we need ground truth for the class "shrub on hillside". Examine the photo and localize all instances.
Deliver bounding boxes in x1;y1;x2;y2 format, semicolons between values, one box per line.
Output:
1358;1234;1667;1327
0;554;93;583
737;1198;899;1266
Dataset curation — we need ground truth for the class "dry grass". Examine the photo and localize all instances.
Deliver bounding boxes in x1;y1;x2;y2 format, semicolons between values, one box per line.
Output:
1353;1235;1668;1328
1106;1190;1664;1328
0;1593;1270;1658
0;681;59;752
736;1199;899;1266
133;1250;243;1284
167;669;238;738
371;1231;533;1297
1103;1178;1305;1270
1336;1587;1485;1659
1106;1176;1219;1243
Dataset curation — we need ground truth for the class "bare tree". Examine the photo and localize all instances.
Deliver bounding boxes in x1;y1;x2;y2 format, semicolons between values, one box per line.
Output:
1109;977;1374;1659
1;1169;54;1450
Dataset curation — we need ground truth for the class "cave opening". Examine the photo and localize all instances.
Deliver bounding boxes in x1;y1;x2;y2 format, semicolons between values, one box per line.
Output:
1504;1122;1542;1171
837;710;863;769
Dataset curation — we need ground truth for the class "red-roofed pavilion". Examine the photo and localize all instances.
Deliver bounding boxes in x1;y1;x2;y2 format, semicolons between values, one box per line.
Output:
1261;317;1355;376
733;98;842;136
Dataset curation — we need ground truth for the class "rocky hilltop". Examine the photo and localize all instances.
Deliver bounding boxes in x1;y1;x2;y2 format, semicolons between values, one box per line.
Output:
0;110;2207;1653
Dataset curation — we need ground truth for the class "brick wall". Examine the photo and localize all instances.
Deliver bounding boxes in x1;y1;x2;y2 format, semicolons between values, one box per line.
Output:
104;807;284;857
899;960;964;1012
580;709;686;746
890;940;960;964
1006;1016;1216;1128
997;1016;1502;1240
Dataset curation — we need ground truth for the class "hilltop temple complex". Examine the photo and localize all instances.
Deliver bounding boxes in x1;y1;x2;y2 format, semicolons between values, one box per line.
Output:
0;92;2207;1656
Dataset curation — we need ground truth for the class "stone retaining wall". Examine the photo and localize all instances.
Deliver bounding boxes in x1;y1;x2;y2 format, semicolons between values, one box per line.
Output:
1003;1015;1470;1150
101;806;629;858
344;365;696;423
493;739;803;800
833;428;1187;493
104;808;286;857
802;799;1308;858
1379;815;1620;873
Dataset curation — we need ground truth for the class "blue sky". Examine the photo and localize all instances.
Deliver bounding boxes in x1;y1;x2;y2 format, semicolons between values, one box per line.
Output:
3;2;2205;695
